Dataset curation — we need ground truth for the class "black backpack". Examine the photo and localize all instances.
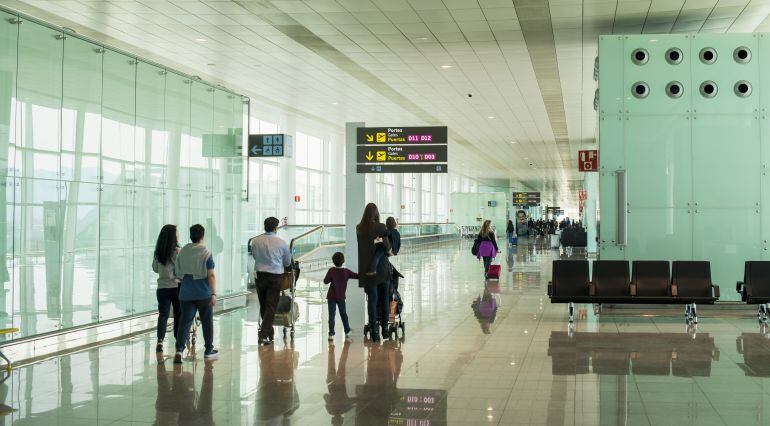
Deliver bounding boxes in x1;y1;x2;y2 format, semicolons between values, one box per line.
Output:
471;237;481;256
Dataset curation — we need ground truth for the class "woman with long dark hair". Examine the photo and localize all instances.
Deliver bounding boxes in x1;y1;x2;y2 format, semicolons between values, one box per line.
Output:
153;224;181;354
356;203;392;342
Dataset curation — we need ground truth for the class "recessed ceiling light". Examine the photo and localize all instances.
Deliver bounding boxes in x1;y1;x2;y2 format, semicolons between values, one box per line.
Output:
195;38;207;42
331;102;338;105
416;37;428;41
487;116;495;119
524;157;529;159
509;141;516;144
440;64;452;69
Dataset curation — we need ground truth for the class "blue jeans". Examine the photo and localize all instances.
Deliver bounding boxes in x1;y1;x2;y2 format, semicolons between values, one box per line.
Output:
156;287;181;342
328;299;351;335
176;298;214;354
365;282;390;337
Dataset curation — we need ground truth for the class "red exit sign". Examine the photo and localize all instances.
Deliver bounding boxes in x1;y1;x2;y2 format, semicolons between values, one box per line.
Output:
578;150;598;172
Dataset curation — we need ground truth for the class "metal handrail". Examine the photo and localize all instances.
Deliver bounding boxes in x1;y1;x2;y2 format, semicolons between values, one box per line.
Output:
288;225;323;253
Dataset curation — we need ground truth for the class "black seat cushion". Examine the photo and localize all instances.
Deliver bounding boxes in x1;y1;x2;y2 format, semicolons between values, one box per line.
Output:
632;261;670;297
593;260;630;297
747;261;770;298
552;260;590;298
673;261;713;298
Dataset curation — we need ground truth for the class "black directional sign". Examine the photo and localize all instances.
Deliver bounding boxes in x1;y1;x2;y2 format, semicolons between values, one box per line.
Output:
356;145;448;163
248;134;293;158
513;192;541;206
357;164;448;174
356;127;447;145
356;126;448;173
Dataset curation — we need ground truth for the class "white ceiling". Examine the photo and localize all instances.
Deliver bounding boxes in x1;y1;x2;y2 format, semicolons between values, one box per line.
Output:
3;0;770;205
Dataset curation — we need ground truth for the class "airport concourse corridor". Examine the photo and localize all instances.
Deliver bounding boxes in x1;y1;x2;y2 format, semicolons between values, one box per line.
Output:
2;239;770;426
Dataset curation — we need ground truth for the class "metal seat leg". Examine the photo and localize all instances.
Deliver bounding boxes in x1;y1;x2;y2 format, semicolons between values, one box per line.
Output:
692;303;698;324
568;302;575;323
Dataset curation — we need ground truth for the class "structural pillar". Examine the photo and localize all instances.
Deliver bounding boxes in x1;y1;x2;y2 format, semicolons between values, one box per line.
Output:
345;122;366;326
585;172;599;253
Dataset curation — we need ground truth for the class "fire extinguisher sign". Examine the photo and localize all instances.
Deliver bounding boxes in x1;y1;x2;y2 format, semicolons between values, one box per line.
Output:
578;150;598;172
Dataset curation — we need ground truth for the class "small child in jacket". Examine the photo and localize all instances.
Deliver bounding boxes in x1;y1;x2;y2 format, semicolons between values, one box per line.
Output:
323;252;358;341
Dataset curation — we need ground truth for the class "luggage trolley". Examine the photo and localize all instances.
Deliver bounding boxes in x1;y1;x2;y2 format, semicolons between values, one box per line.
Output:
275;260;300;340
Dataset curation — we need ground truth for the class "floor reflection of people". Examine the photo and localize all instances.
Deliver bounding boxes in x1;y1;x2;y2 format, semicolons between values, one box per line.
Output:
471;288;498;334
505;245;515;272
256;344;300;423
155;361;214;426
325;341;356;425
355;341;403;425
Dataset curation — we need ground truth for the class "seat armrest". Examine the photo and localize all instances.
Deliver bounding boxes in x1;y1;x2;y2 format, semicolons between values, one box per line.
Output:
743;283;753;298
630;283;637;296
736;281;744;293
713;284;720;299
547;282;553;296
671;283;678;297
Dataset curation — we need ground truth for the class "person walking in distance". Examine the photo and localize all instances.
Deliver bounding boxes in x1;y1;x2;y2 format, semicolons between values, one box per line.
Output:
174;224;218;363
152;224;181;355
250;217;292;346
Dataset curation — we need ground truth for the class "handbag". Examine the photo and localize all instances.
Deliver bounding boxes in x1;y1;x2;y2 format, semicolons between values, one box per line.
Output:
471;237;481;256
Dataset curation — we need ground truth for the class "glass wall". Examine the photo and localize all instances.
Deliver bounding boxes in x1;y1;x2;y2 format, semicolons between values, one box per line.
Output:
0;12;247;339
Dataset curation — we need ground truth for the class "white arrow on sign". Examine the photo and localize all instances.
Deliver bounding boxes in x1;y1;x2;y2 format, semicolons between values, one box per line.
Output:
250;145;262;156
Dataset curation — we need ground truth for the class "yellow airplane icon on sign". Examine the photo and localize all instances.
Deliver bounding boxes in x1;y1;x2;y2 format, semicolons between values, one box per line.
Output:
376;151;386;161
366;134;374;142
376;133;386;143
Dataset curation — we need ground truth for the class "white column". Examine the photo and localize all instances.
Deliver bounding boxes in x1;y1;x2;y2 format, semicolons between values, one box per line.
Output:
345;122;366;326
585;172;599;253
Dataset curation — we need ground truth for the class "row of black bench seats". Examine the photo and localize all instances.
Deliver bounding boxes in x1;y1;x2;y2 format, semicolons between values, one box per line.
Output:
548;260;720;304
736;261;770;322
560;229;587;248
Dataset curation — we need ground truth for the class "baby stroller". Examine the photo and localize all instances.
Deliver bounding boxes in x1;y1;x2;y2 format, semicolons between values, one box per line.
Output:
364;267;405;340
186;315;201;354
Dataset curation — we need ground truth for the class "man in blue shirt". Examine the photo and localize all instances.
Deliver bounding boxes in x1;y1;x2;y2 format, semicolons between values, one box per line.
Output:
250;217;291;345
174;224;218;363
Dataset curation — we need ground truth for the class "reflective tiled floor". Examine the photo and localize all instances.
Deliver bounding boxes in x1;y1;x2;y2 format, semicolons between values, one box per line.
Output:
4;239;770;425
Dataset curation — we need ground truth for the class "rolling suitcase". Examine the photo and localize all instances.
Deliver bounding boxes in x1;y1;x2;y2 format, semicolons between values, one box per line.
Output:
486;264;501;279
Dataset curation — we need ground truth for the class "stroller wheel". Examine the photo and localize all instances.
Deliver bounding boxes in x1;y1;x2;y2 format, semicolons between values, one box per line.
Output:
399;322;405;331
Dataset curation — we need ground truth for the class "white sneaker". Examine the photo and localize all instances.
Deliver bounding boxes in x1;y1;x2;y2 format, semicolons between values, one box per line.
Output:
345;331;352;341
328;334;334;341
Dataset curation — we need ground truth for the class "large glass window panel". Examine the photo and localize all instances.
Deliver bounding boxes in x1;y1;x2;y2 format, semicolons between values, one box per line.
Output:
261;163;279;218
98;184;133;319
16;23;63;181
61;38;101;184
0;12;18;327
101;50;136;186
164;74;190;190
133;186;164;314
211;90;234;193
164;189;190;243
186;82;213;191
60;181;99;328
135;63;166;188
13;178;60;336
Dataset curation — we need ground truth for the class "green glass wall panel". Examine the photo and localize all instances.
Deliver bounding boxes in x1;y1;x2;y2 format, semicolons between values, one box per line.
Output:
0;12;246;339
626;115;691;208
691;34;759;115
0;12;18;338
623;34;691;115
692;115;760;208
626;208;692;261
62;37;101;184
693;208;761;289
16;23;62;181
135;63;166;189
599;34;765;300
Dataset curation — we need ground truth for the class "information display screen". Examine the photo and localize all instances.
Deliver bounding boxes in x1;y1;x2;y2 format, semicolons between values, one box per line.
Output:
356;145;448;163
513;191;540;206
356;126;447;145
248;134;293;158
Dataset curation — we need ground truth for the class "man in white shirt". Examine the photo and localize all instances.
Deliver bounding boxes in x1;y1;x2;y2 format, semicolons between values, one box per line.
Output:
250;217;291;345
